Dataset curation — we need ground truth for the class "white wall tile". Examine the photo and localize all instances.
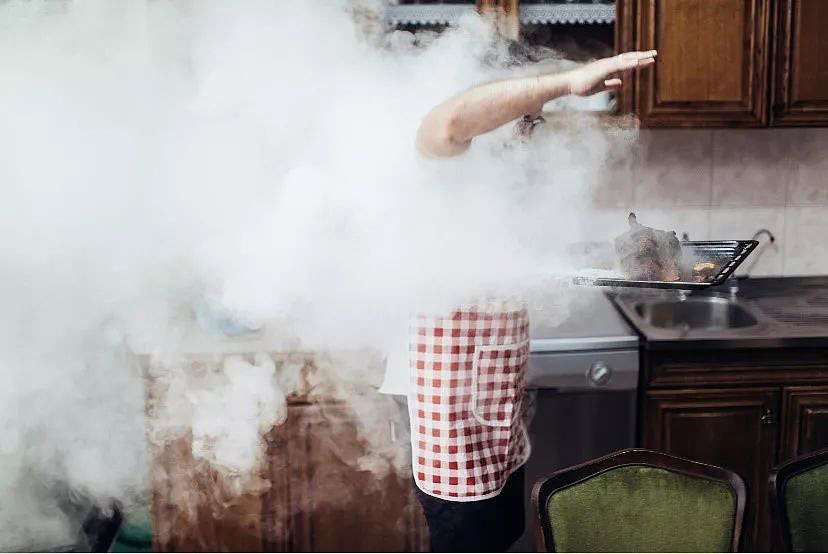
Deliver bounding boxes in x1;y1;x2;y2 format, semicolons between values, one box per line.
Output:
711;129;792;207
588;137;638;209
709;207;784;276
783;206;828;276
573;208;633;243
633;130;713;207
788;128;828;206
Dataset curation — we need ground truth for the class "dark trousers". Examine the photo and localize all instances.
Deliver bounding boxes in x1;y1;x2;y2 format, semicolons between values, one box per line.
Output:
413;466;525;553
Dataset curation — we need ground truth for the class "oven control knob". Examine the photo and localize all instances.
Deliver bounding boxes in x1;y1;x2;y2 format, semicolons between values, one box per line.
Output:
587;361;612;387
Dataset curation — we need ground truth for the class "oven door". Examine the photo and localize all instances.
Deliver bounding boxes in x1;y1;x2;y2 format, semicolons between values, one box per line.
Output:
510;348;639;552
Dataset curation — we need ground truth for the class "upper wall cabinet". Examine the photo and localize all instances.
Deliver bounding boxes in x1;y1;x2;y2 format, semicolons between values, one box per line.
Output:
771;0;828;125
618;0;828;127
619;0;771;127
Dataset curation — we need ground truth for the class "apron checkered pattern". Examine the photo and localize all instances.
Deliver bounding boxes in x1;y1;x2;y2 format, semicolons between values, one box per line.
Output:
409;306;530;501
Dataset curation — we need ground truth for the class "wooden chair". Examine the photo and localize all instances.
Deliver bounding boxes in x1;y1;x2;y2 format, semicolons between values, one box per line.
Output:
532;448;746;552
770;448;828;552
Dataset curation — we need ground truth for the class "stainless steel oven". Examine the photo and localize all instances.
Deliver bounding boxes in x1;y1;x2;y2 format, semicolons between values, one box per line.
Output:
511;291;639;552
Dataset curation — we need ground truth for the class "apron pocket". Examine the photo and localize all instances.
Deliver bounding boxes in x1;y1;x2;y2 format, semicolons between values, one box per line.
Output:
470;341;529;428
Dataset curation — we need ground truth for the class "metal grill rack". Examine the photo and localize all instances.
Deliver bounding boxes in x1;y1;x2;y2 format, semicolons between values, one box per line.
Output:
575;240;760;290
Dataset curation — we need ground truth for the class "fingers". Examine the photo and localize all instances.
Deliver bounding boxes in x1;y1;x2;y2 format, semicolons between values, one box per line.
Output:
627;50;658;59
615;50;658;71
604;78;622;90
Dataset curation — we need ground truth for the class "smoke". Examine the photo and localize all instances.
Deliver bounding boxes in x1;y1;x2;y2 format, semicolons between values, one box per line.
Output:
0;0;636;548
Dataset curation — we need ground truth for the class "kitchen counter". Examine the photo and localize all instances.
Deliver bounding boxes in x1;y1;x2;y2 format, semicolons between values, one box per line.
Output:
530;287;638;352
129;288;639;359
610;276;828;350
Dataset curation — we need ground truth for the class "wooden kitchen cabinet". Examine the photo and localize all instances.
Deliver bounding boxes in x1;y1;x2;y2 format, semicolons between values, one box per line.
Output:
643;387;780;551
147;354;428;552
780;385;828;460
617;0;828;127
262;401;428;552
618;0;771;127
640;347;828;550
771;0;828;125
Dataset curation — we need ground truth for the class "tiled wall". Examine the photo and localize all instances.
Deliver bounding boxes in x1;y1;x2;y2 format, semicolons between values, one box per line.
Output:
588;128;828;276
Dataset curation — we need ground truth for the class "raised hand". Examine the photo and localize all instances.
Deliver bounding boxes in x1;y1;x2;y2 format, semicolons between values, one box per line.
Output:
566;50;657;97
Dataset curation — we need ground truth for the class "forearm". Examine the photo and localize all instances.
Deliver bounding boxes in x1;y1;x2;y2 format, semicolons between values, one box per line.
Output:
417;72;571;157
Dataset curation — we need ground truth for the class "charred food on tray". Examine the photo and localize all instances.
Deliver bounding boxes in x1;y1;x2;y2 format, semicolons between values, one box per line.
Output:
615;213;681;282
691;261;718;283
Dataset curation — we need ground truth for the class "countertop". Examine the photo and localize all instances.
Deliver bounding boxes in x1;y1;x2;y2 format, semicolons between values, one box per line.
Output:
127;288;640;358
529;287;638;352
610;276;828;350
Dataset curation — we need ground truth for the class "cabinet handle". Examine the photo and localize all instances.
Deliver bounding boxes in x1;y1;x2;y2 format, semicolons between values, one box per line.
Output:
760;407;775;425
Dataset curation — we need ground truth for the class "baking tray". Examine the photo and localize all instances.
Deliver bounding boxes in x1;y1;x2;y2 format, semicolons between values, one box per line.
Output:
574;240;759;290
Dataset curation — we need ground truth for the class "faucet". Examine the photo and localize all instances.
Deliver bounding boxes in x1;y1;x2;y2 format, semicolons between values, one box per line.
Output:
729;228;776;294
752;229;776;243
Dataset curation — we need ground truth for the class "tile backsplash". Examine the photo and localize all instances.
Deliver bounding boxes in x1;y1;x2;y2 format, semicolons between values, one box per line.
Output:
589;128;828;276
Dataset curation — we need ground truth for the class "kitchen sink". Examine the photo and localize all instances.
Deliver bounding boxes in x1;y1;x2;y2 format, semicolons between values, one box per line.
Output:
633;297;758;331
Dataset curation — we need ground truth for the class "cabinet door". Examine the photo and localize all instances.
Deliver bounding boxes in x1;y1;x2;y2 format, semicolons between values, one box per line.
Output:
477;0;519;40
781;386;828;460
150;435;265;552
644;388;780;551
627;0;771;127
263;401;428;552
771;0;828;125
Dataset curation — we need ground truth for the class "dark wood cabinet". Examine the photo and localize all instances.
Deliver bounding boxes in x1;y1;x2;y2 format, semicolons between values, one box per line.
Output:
644;387;779;550
147;355;428;552
617;0;828;127
263;401;428;552
641;348;828;551
781;386;828;460
624;0;771;127
771;0;828;125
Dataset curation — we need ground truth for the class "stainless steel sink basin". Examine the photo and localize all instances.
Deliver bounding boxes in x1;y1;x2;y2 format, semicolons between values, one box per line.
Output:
633;297;758;330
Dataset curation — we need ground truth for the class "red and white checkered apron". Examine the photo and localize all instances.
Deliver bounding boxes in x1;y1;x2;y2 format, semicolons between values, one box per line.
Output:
409;306;530;501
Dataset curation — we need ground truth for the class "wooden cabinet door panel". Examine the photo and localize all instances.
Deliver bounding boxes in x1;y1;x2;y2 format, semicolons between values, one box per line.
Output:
263;402;428;552
151;395;428;552
781;386;828;460
147;351;427;552
150;434;265;552
771;0;828;125
644;388;779;550
632;0;770;126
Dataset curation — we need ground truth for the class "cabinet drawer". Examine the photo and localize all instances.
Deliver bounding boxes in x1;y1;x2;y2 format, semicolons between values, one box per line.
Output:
644;348;828;388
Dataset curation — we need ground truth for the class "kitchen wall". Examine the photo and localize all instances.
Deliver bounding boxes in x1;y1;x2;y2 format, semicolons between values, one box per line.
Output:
588;128;828;276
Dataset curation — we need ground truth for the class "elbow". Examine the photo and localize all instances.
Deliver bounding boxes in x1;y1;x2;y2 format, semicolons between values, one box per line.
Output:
416;111;470;158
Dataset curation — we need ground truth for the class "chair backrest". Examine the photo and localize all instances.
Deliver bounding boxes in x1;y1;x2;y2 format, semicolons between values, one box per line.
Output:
532;448;746;552
770;448;828;553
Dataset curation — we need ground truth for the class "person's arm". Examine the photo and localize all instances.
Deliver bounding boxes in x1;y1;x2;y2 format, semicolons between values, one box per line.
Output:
416;50;657;157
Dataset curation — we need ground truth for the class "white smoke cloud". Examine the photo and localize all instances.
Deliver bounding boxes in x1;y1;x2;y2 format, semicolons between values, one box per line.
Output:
0;0;635;548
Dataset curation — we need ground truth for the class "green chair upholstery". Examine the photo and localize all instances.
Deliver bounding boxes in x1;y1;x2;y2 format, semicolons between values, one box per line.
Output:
533;449;746;552
770;448;828;552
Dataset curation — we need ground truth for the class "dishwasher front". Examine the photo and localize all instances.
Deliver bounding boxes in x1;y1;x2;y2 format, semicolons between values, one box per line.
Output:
510;336;640;552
